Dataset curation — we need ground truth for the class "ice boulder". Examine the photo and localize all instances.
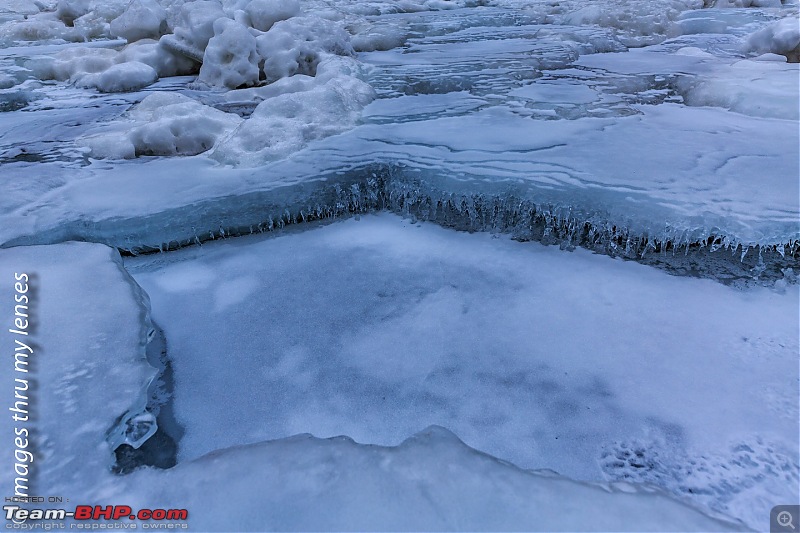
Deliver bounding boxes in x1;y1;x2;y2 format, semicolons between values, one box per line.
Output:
244;0;299;32
161;0;226;62
212;70;374;166
109;0;167;42
256;15;354;82
746;17;800;62
80;92;242;158
79;60;158;92
198;18;259;88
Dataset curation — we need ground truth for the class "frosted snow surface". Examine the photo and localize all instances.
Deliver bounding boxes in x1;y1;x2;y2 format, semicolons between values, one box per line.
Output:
129;213;799;531
0;0;796;257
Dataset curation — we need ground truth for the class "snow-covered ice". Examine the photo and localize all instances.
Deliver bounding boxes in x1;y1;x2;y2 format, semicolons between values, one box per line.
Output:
128;213;799;530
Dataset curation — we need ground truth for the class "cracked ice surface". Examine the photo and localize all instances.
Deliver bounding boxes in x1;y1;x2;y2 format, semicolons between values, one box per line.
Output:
0;2;797;257
128;213;800;531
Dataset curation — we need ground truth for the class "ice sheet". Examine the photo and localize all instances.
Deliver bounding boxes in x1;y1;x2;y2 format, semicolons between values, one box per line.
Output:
128;213;799;530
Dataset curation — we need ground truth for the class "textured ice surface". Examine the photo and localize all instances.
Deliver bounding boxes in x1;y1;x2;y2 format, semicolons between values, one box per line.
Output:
0;241;748;530
128;213;800;531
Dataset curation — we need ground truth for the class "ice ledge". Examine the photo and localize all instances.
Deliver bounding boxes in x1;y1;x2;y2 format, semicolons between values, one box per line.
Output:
113;425;750;532
2;164;797;285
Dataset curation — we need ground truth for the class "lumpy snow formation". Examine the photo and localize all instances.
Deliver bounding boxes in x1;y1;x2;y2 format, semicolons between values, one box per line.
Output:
0;0;798;531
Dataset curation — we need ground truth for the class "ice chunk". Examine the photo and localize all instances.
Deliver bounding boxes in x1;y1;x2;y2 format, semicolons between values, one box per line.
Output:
677;58;799;119
165;0;226;60
109;0;167;43
244;0;299;32
212;69;374;165
31;46;118;83
80;91;242;158
745;16;800;62
256;15;354;82
79;60;158;92
198;17;259;88
56;0;92;26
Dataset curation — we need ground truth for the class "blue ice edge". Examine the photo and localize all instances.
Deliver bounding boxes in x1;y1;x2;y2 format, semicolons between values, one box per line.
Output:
3;160;798;284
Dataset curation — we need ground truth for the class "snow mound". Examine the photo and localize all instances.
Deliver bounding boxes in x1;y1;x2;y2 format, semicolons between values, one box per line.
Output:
109;0;167;43
198;17;259;88
256;15;354;83
31;40;194;90
212;61;374;166
80;92;242;158
80;60;158;92
745;16;800;62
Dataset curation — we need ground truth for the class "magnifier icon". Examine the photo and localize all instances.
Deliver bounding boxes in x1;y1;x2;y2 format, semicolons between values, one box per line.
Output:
778;511;796;530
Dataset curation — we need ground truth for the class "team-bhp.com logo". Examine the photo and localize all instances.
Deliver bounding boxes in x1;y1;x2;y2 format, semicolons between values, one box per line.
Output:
4;505;188;522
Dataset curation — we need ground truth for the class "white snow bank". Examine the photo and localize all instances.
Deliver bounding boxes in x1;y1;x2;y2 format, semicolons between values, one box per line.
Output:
212;60;374;165
109;0;167;43
115;426;747;532
81;91;242;158
745;16;800;62
0;242;155;496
